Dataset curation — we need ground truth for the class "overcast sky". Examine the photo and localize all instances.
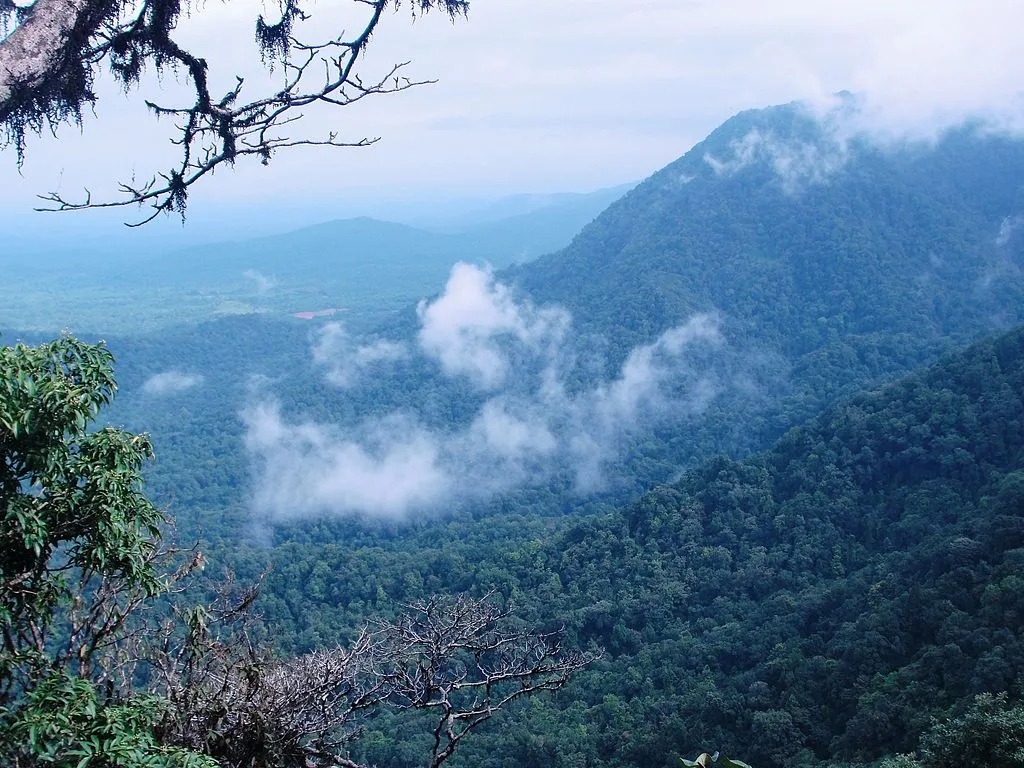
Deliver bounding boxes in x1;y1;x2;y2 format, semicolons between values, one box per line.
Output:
2;0;1022;244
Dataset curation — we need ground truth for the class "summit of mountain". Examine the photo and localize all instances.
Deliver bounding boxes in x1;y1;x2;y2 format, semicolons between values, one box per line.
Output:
497;99;1024;445
511;99;1024;354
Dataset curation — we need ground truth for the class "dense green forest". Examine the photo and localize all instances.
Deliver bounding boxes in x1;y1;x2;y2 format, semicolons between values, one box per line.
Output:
4;101;1024;767
242;323;1024;768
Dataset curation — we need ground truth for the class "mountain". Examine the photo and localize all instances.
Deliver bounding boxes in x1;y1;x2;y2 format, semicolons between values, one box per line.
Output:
507;103;1024;419
254;323;1024;768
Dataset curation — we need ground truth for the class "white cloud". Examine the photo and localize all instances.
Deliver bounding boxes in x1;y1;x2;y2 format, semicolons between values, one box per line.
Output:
565;316;721;490
243;269;276;295
704;121;852;193
141;371;204;395
312;322;407;388
246;265;723;520
996;215;1023;248
705;130;766;176
849;0;1024;139
417;263;569;389
244;403;448;519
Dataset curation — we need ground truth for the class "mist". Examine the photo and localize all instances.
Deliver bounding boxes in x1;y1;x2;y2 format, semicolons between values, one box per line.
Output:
142;371;204;396
244;265;722;520
701;91;1024;196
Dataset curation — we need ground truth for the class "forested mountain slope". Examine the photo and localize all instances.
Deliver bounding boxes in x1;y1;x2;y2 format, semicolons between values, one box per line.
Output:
508;101;1024;423
254;324;1024;768
515;103;1024;346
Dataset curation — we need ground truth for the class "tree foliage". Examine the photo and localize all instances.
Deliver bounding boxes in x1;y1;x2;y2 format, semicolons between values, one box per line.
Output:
0;336;166;695
0;335;206;765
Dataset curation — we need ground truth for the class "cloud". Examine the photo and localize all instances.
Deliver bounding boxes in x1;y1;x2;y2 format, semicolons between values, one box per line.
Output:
704;121;851;193
705;130;766;177
848;0;1024;140
243;269;276;295
996;215;1023;248
562;316;722;490
312;322;407;388
142;371;203;395
416;263;569;389
244;404;449;519
245;265;723;520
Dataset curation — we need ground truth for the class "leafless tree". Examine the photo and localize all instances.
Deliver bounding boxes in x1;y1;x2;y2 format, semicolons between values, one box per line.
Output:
0;0;468;224
136;589;596;768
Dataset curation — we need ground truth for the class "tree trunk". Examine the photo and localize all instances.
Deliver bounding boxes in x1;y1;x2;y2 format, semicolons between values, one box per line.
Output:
0;0;99;120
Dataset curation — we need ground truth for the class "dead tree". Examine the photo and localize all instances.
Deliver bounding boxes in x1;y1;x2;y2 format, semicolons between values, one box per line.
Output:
140;590;596;768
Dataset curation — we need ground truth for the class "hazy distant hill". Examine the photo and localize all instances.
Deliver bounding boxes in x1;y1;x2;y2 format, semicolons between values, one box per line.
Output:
421;183;636;231
0;185;629;334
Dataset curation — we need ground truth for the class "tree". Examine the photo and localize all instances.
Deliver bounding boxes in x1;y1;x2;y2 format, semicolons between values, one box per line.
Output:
0;336;167;696
917;693;1024;768
0;335;594;766
146;589;595;768
0;334;210;765
0;0;468;224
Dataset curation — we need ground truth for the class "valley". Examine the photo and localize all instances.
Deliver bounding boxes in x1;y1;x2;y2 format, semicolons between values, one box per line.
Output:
3;100;1024;768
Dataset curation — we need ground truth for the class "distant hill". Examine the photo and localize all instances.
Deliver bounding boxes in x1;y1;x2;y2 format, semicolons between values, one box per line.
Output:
422;183;637;231
0;185;630;335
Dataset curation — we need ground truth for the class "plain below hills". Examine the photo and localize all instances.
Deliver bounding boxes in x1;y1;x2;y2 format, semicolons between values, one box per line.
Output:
0;184;629;336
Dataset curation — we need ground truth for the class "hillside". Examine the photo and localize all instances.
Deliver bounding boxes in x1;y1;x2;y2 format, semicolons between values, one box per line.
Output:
254;324;1024;768
508;102;1024;423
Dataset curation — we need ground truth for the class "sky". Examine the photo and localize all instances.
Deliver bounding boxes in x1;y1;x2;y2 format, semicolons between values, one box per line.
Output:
2;0;1023;246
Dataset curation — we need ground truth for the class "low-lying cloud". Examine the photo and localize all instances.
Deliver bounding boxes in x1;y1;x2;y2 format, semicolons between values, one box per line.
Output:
244;406;448;518
245;264;722;520
417;262;570;389
702;88;1024;195
704;113;853;194
312;322;407;388
142;370;204;395
243;269;276;295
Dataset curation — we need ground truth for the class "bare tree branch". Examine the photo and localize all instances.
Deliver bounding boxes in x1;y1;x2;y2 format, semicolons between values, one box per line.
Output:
0;0;469;225
141;591;597;768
